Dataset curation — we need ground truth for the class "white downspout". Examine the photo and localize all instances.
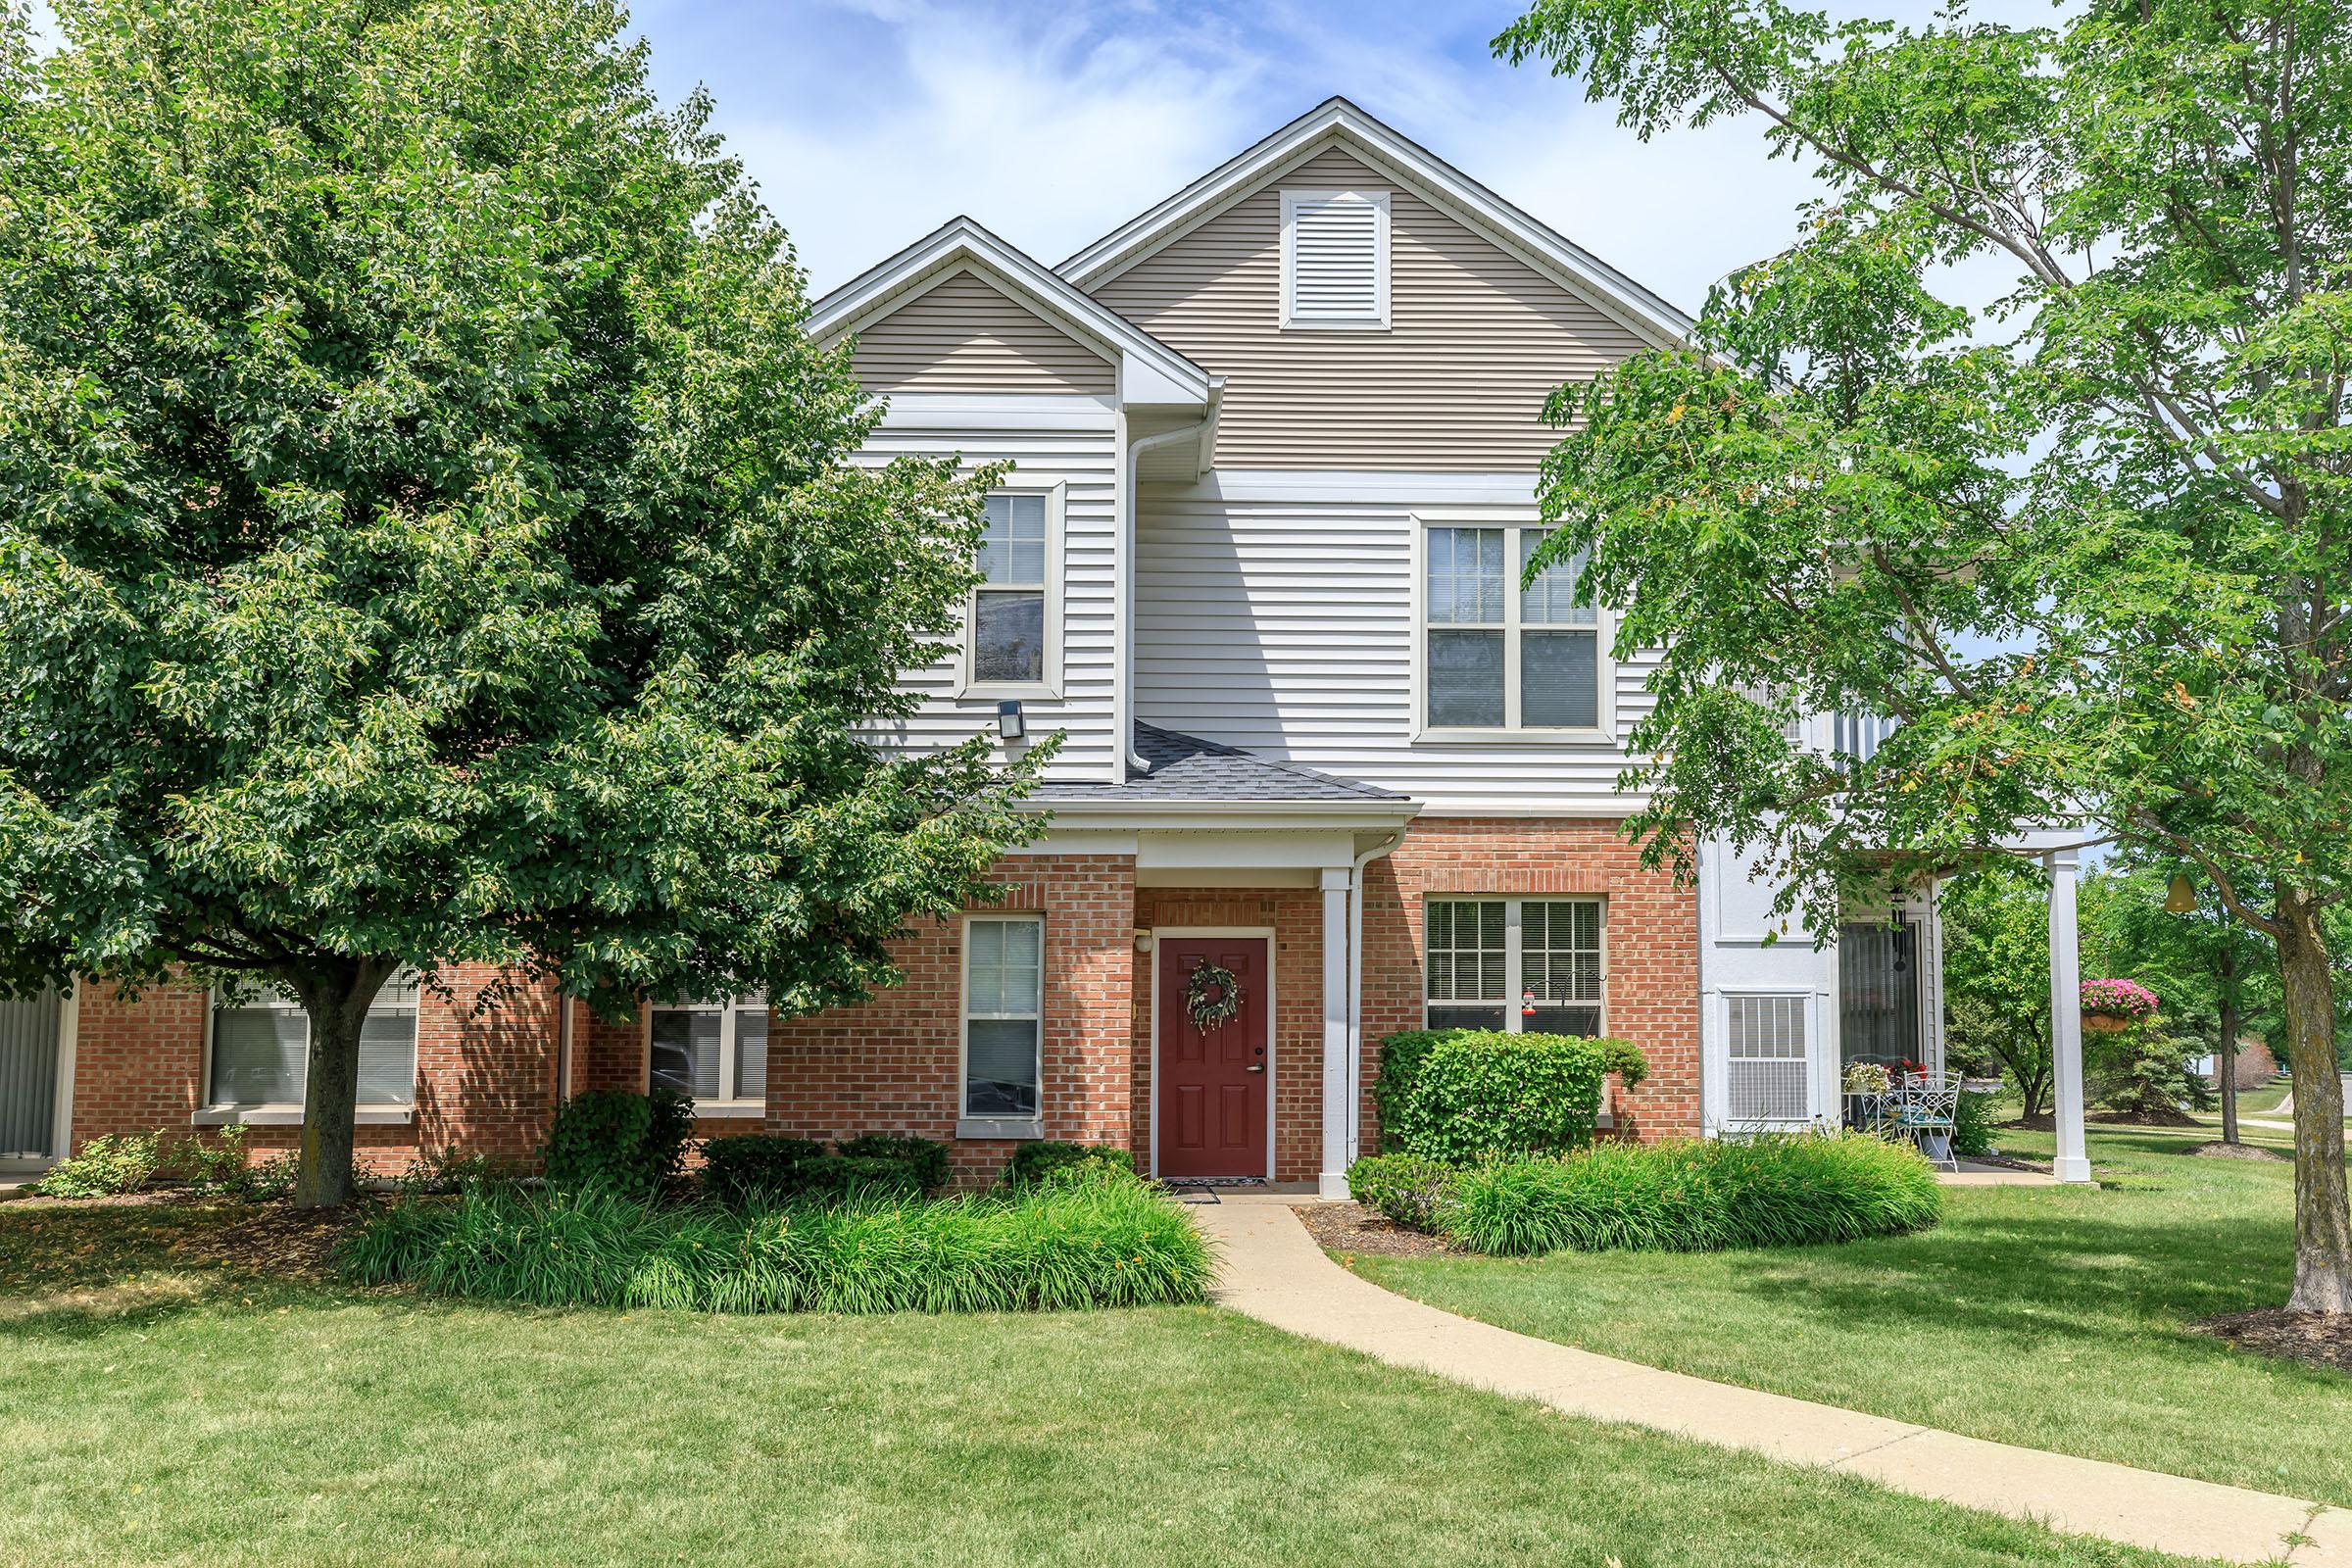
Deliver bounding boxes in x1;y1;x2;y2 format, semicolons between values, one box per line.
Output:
1346;829;1405;1170
1119;410;1213;780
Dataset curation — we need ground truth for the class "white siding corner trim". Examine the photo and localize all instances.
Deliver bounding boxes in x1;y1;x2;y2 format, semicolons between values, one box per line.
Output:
1281;188;1390;330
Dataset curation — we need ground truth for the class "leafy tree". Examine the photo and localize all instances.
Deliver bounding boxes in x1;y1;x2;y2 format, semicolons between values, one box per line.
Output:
0;0;1044;1205
1500;0;2352;1309
1938;863;2052;1120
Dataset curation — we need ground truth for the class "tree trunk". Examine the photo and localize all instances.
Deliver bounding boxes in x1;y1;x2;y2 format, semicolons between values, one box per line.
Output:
2218;991;2240;1148
291;960;394;1209
2276;884;2352;1314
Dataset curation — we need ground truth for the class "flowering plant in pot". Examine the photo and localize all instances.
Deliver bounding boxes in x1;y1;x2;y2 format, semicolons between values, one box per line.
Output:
2079;978;2159;1033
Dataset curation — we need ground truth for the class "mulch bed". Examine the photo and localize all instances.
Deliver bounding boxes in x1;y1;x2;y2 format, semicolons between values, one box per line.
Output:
2197;1308;2352;1375
166;1202;368;1283
2090;1107;2205;1128
1293;1200;1452;1259
2188;1141;2290;1161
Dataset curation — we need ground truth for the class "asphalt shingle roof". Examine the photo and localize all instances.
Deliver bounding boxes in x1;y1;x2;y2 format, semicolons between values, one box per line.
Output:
1029;723;1409;805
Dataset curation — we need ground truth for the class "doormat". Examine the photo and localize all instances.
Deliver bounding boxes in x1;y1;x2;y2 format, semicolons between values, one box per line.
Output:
1162;1177;1269;1204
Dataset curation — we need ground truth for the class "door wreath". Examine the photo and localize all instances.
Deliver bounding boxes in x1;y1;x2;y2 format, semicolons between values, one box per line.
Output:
1184;957;1244;1033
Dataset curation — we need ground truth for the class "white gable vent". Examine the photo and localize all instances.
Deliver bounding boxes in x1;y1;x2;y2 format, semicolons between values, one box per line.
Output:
1281;188;1390;329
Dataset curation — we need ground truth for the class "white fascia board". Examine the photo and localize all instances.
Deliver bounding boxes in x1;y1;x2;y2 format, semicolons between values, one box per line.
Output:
809;217;1211;408
1057;98;1694;352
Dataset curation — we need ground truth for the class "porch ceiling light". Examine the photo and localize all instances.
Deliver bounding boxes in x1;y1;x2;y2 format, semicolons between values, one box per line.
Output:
996;700;1025;741
2165;873;2197;913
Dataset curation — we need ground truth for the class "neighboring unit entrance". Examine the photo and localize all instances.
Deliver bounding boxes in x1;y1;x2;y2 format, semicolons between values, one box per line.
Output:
0;989;62;1168
1838;918;1923;1069
1155;935;1270;1179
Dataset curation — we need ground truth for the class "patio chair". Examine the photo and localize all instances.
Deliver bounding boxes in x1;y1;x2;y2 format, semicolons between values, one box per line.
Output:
1887;1075;1961;1171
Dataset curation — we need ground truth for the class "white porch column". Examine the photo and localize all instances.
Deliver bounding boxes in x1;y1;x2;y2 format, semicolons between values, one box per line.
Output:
2045;851;2093;1183
1318;866;1351;1200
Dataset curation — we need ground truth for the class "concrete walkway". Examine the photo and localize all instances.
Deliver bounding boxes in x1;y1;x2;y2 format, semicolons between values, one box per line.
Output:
1194;1196;2351;1566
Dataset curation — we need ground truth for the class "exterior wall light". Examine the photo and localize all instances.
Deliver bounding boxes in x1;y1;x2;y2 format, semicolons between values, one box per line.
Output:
997;700;1025;741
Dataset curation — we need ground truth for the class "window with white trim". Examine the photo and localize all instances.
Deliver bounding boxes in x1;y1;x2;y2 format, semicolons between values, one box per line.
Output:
963;915;1043;1118
1281;188;1390;329
1724;994;1810;1123
208;976;418;1109
1423;523;1603;734
648;997;768;1106
969;491;1051;688
1423;898;1603;1036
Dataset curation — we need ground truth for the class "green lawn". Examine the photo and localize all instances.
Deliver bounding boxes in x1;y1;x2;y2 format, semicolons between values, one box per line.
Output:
1351;1126;2352;1507
0;1200;2213;1568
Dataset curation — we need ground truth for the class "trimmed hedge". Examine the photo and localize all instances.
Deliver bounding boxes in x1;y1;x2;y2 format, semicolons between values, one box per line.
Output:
1373;1028;1648;1163
699;1135;825;1205
545;1089;695;1201
1440;1134;1944;1256
1003;1141;1135;1187
835;1134;950;1195
1345;1152;1453;1231
338;1166;1211;1313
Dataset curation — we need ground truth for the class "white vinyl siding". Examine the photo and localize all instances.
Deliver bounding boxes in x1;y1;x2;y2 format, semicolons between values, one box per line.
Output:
1282;189;1389;328
963;916;1043;1119
648;998;768;1107
1094;147;1647;470
207;977;417;1110
857;403;1117;784
1724;994;1811;1124
1423;898;1603;1036
1134;485;1652;810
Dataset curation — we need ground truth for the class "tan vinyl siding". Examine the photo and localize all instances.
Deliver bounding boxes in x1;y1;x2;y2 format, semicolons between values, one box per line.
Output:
1093;148;1644;470
853;270;1115;396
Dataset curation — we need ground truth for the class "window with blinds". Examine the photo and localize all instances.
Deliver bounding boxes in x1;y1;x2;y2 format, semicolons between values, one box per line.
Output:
964;915;1043;1118
648;998;769;1105
208;976;417;1108
1424;898;1604;1036
1725;994;1810;1124
1281;189;1390;328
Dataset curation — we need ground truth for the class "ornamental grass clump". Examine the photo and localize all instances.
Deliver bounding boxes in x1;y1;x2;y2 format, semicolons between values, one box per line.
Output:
338;1164;1211;1313
1440;1133;1942;1257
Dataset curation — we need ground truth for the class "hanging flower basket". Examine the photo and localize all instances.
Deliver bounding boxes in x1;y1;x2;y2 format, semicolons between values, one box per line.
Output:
1184;958;1244;1033
2080;977;2158;1033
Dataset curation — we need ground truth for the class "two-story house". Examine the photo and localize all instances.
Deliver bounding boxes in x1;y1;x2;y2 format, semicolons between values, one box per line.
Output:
4;99;2098;1192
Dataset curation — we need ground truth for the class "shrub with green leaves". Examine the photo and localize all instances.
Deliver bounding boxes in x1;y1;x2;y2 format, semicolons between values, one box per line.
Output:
1002;1141;1135;1187
1373;1029;1648;1163
1441;1133;1942;1257
784;1153;926;1202
544;1090;695;1202
1952;1089;1998;1158
337;1167;1211;1313
28;1132;162;1198
698;1135;825;1205
1345;1152;1457;1231
835;1133;951;1194
392;1146;520;1198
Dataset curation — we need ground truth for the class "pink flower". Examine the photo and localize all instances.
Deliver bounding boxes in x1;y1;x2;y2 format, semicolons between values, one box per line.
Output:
2080;978;2159;1018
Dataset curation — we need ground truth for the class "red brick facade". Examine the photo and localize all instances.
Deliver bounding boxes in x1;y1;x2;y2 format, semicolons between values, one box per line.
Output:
53;821;1700;1181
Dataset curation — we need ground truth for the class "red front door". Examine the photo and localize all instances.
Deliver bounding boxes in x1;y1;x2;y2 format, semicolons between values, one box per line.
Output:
1156;936;1270;1179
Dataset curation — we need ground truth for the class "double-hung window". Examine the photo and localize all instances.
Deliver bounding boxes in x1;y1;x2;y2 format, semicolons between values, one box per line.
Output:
967;490;1056;692
962;915;1043;1120
648;997;768;1109
208;975;418;1113
1421;523;1604;735
1423;898;1603;1036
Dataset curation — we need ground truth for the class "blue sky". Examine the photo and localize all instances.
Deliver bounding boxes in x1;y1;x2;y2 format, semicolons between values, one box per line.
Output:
635;0;2056;310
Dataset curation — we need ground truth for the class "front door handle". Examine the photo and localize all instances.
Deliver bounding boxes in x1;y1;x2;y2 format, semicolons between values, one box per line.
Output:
1246;1064;1265;1074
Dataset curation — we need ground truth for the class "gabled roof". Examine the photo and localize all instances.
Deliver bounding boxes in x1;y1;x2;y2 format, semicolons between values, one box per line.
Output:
808;216;1212;407
1030;723;1411;807
1056;96;1694;350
